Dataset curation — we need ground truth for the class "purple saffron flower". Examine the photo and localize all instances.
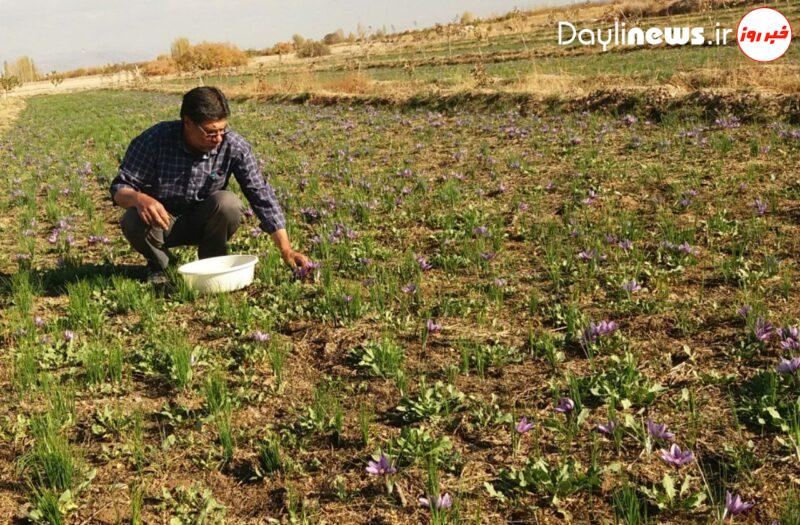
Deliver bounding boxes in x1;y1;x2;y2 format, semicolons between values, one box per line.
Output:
401;283;417;294
753;317;774;342
724;491;754;518
34;316;45;328
676;242;696;256
515;416;534;434
472;225;489;237
736;305;752;318
752;198;767;216
659;443;694;467
622;280;641;293
419;493;452;510
63;330;74;343
479;251;496;261
597;420;617;435
344;295;353;303
646;420;675;441
780;327;800;351
416;256;432;271
366;454;396;476
426;319;442;334
294;260;321;280
776;357;800;375
517;202;530;212
554;397;575;414
250;331;270;342
582;320;618;344
618;239;633;251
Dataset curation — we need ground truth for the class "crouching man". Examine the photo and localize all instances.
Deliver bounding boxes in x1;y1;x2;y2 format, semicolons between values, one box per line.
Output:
110;86;309;283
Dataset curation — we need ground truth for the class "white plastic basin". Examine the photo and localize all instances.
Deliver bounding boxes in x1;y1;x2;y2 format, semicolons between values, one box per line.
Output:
177;254;258;294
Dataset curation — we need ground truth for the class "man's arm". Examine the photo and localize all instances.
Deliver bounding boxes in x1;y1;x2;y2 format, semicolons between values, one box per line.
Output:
110;128;171;230
231;139;309;269
113;187;171;230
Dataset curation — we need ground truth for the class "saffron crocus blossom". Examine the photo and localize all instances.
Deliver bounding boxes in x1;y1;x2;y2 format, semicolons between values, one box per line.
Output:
401;283;417;294
250;331;270;342
34;316;45;328
780;327;800;351
622;280;641;293
87;235;110;245
472;225;489;237
419;493;452;510
659;444;694;467
294;261;321;280
582;320;618;345
736;305;752;318
416;256;432;271
646;420;675;441
365;454;396;476
724;491;754;518
426;319;442;334
676;242;696;255
597;420;617;435
618;239;633;250
776;357;800;375
63;330;75;343
753;317;774;342
515;417;534;434
752;197;767;216
578;248;606;261
554;397;575;414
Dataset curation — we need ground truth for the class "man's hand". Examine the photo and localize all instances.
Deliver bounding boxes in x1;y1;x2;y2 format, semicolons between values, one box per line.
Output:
135;193;172;230
280;248;310;271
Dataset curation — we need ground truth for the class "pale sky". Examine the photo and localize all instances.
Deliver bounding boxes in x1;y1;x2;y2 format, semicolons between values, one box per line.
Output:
0;0;580;73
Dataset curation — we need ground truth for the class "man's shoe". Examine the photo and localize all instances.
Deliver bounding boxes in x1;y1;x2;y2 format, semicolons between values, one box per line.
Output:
145;267;169;285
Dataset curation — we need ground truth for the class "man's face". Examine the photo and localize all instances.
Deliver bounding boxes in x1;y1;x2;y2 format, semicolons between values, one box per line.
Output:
183;116;228;153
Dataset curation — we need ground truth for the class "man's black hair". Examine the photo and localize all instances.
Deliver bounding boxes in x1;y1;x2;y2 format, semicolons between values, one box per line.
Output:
180;86;230;123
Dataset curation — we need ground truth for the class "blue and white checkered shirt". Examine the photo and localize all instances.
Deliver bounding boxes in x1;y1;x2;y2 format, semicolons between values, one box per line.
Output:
110;120;286;233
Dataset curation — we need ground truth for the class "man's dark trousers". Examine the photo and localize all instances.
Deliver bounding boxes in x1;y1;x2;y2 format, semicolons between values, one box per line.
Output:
120;190;245;271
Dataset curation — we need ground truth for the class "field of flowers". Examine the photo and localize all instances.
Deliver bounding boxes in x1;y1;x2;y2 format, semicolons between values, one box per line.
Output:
1;89;800;523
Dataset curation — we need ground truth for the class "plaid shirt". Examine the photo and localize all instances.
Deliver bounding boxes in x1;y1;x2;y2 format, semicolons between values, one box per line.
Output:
110;120;286;233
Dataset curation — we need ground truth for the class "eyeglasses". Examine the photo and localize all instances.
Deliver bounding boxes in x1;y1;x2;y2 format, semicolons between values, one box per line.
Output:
192;119;229;138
